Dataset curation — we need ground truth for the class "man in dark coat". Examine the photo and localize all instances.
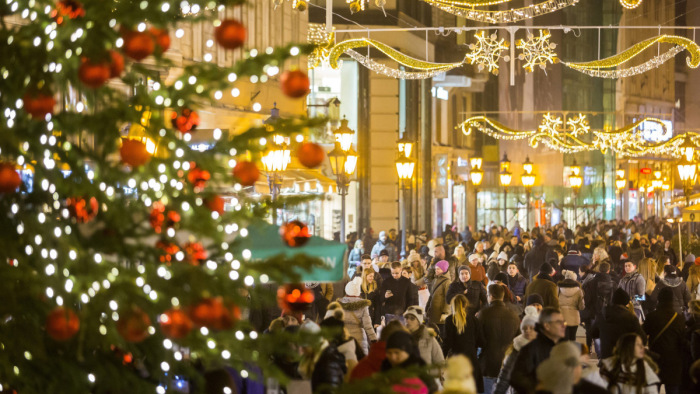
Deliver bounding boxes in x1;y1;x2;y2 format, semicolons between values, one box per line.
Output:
510;307;567;394
643;287;687;394
650;265;691;314
523;236;548;280
477;284;520;394
591;288;646;359
560;244;590;279
524;263;559;308
378;261;417;317
445;265;487;316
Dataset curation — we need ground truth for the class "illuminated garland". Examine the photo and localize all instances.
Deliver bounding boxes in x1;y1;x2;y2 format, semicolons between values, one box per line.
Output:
459;113;699;158
425;0;580;24
345;50;458;79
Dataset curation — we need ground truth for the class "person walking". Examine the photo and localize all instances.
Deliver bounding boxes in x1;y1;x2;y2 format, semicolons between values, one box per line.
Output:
558;270;585;341
446;265;488;316
523;236;549;281
591;288;646;360
337;276;377;355
378;261;417;319
524;263;560;308
381;330;437;393
688;257;700;300
588;332;660;394
619;259;646;321
510;307;567;394
403;305;445;367
467;253;489;286
494;306;540;394
487;251;510;282
443;294;485;393
348;240;364;272
505;262;528;304
349;320;407;382
560;245;589;280
478;284;520;394
650;265;691;314
297;321;346;393
361;268;381;326
371;231;398;261
643;287;686;394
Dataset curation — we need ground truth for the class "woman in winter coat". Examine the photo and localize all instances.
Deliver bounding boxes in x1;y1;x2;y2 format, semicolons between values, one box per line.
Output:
487;251;510;282
403;305;445;367
588;332;660;394
505;262;528;303
558;270;585;341
348;240;364;269
443;294;485;393
494;306;539;394
298;321;347;393
337;277;377;355
409;254;430;309
426;260;451;327
361;268;381;326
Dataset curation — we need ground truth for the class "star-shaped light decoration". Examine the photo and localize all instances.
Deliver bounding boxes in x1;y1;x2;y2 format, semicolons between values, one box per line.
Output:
466;31;510;75
308;24;334;69
517;29;558;72
538;113;563;135
566;114;590;137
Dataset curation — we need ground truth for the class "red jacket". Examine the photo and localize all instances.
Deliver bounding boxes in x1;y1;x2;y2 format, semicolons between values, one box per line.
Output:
349;341;385;381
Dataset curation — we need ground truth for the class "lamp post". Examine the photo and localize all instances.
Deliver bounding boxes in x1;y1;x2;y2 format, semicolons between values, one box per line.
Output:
396;153;416;258
500;153;512;228
569;159;583;225
652;167;663;217
615;166;626;220
521;156;536;231
328;119;358;243
470;157;483;231
262;104;290;224
677;156;697;239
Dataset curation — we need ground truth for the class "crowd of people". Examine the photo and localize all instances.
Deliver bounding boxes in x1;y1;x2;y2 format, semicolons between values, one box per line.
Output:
262;218;700;394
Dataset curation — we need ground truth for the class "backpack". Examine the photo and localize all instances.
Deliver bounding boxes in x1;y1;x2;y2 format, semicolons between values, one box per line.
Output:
595;277;615;316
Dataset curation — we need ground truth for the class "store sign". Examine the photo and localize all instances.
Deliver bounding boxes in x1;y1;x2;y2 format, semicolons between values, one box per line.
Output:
639;119;672;142
640;168;652;175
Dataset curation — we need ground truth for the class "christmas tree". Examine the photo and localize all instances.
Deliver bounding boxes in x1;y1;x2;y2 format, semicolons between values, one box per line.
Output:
0;1;325;392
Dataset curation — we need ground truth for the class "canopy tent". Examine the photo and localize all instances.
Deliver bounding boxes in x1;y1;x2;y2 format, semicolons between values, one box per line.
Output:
682;203;700;222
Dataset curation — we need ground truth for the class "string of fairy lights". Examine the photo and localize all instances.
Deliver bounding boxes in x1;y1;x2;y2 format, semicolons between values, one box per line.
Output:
308;24;700;81
458;113;700;158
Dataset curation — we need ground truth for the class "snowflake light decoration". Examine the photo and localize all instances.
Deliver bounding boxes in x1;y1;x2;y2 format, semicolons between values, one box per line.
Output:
566;114;590;137
538;113;563;135
466;31;510;75
517;30;558;72
308;24;334;69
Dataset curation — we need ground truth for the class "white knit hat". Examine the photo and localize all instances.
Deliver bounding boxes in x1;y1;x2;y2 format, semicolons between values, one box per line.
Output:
344;277;363;297
403;305;425;324
497;251;508;261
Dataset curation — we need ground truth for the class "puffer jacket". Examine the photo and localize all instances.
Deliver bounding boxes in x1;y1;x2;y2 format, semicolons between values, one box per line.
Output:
307;342;347;393
650;275;691;313
524;273;559;308
505;273;528;302
336;296;377;355
412;325;445;366
445;279;488;315
558;279;585;326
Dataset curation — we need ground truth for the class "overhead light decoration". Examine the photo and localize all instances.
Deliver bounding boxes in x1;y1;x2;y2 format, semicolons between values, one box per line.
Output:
466;31;510;75
459;113;698;158
421;0;580;24
517;30;558;72
307;24;335;69
619;0;642;9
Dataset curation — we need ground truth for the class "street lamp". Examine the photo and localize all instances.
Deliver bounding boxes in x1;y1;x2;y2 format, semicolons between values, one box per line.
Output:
262;104;290;223
569;159;583;225
616;166;626;219
521;156;536;231
680;134;696;162
500;153;512;227
397;135;414;159
396;151;416;259
677;156;697;238
470;157;483;231
328;120;358;243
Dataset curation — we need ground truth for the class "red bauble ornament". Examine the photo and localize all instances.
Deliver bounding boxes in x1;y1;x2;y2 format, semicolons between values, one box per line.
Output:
0;163;21;193
117;307;151;343
156;240;180;263
205;195;225;215
184;242;207;265
277;284;315;313
46;307;80;341
66;196;99;223
109;50;125;78
214;19;246;50
170;108;199;133
120;139;151;167
78;57;110;88
280;220;311;247
189;297;236;330
149;28;171;53
280;70;310;98
23;92;56;119
297;142;325;169
149;201;181;233
51;0;85;24
232;160;259;186
121;29;155;61
159;309;193;339
187;163;210;189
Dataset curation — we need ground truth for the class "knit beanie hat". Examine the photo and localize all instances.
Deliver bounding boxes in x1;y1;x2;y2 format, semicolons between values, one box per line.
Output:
386;330;415;354
521;306;540;331
612;288;630;306
458;265;471;276
322;302;345;324
687;254;698;264
497;251;508;261
468;254;480;263
403;305;425;324
658;286;675;304
345;276;363;297
526;294;544;306
435;260;449;274
539;262;554;274
495;272;509;283
663;264;678;277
